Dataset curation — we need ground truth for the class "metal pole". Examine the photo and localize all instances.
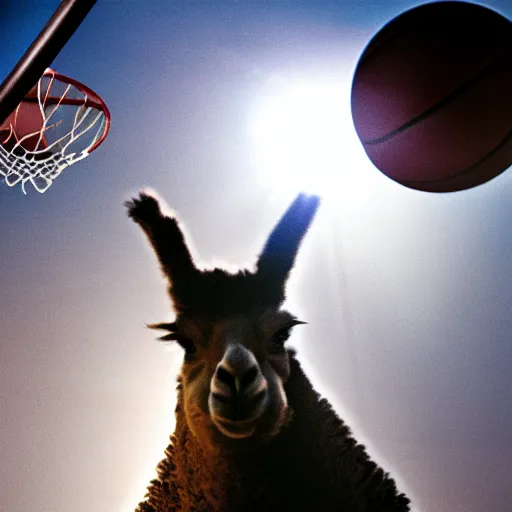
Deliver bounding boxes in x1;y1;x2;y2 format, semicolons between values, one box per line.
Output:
0;0;98;126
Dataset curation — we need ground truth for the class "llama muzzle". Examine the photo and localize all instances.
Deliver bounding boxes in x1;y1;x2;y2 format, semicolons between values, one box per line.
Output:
209;343;269;438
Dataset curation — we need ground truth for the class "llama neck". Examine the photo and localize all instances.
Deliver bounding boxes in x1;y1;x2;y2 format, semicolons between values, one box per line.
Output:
166;353;352;510
145;356;410;511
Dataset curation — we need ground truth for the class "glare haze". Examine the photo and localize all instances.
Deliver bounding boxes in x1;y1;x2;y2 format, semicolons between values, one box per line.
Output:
0;2;511;512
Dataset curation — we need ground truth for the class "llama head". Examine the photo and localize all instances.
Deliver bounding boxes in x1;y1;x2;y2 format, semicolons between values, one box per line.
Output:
126;192;319;452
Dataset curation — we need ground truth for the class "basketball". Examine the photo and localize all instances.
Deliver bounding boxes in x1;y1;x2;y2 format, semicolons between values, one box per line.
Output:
0;100;48;153
351;1;512;193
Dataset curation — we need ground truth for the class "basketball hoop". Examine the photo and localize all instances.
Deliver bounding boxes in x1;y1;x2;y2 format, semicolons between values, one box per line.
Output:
0;68;110;193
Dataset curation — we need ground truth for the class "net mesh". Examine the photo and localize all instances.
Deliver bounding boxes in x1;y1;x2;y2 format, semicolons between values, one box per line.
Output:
0;68;110;193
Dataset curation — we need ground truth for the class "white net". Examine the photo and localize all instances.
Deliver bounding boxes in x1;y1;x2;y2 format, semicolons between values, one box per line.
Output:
0;69;110;193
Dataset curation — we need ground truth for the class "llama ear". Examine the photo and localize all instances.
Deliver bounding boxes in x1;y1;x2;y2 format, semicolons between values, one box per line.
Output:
125;192;198;283
256;193;319;283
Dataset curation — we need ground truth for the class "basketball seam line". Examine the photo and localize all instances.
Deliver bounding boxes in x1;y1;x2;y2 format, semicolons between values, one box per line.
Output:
401;126;512;186
362;42;512;146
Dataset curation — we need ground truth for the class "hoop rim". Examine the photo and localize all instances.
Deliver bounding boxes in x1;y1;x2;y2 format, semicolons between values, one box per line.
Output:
21;68;111;153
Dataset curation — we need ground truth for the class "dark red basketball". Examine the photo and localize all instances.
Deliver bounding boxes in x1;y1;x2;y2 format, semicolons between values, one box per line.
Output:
351;1;512;193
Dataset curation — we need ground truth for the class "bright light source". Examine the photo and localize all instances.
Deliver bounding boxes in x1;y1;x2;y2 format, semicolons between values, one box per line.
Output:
248;75;373;199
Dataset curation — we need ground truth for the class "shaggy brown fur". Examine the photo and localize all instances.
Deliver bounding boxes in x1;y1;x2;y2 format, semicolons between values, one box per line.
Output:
127;191;411;512
135;350;410;512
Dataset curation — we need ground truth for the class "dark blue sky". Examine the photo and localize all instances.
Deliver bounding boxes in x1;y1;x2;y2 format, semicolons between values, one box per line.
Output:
1;1;511;511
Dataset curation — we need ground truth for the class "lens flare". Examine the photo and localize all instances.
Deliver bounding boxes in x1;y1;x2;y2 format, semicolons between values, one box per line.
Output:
248;76;375;199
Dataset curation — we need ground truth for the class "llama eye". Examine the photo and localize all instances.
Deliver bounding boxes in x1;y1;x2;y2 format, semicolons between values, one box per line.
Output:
153;327;197;355
272;327;292;346
177;337;197;355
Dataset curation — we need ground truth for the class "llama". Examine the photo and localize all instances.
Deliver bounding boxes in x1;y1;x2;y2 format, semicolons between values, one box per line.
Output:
126;191;411;512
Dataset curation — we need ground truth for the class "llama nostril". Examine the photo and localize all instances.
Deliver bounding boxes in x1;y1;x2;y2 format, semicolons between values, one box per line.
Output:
215;366;259;398
215;365;259;396
249;389;267;405
216;366;236;390
209;348;269;425
241;366;258;389
211;392;231;404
